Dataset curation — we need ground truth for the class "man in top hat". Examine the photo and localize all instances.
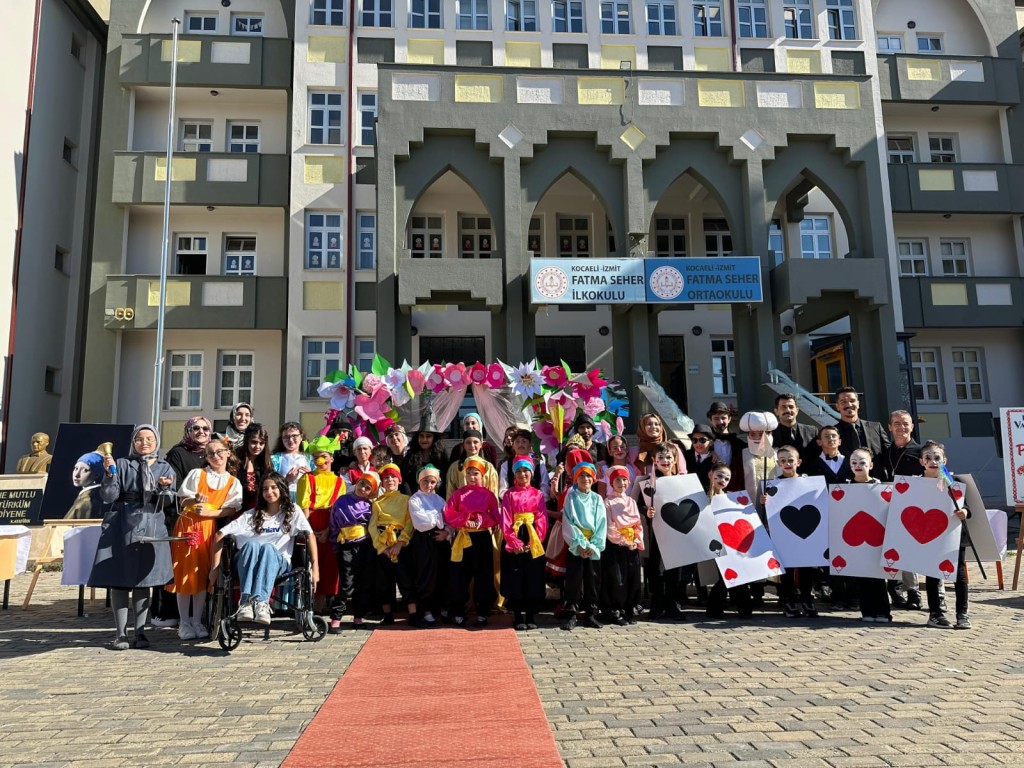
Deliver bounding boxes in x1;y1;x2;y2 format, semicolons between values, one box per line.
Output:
707;402;744;492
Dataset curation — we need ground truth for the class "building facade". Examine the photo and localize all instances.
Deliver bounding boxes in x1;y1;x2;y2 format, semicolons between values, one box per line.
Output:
82;0;1024;497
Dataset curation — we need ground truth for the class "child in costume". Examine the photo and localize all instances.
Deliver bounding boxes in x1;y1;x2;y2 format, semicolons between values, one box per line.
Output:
560;462;607;631
847;448;891;623
500;456;548;631
602;465;644;625
446;430;500;498
327;470;379;632
407;464;449;627
633;443;685;621
444;457;500;628
766;445;818;619
368;464;417;625
296;436;347;613
920;441;971;630
171;437;243;640
704;461;754;619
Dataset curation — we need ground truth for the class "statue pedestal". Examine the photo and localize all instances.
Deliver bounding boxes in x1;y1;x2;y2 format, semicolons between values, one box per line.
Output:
0;474;47;527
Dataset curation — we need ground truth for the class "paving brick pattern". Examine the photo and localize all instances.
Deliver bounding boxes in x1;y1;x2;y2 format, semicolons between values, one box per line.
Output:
2;569;1023;767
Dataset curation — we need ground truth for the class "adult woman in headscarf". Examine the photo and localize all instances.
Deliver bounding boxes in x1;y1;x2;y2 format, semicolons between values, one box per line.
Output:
632;412;686;476
166;416;212;486
224;402;253;448
88;425;177;650
447;412;499;468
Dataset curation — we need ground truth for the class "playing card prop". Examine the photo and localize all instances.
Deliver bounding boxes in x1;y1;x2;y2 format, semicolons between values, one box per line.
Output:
827;483;893;579
764;476;829;568
712;492;785;587
953;473;1000;563
879;476;963;581
651;474;719;569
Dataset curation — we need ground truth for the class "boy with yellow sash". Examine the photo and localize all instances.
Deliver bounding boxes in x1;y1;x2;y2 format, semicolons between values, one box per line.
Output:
602;465;644;625
327;470;379;632
560;462;607;631
500;456;548;631
444;457;500;628
369;464;417;626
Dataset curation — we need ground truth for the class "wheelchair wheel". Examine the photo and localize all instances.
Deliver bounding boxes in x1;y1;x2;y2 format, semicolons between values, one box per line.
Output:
218;619;243;651
299;612;328;642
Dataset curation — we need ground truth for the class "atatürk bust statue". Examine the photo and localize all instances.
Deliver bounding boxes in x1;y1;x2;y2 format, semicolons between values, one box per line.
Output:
16;432;52;474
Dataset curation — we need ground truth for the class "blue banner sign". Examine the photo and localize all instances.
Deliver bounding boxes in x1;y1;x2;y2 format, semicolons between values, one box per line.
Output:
530;257;763;305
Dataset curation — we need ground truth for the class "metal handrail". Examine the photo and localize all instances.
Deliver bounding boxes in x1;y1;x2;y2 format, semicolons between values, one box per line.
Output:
766;368;841;421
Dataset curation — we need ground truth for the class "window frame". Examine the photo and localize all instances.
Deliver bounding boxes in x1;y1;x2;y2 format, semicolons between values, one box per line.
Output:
826;0;857;41
361;0;394;28
355;338;376;374
507;0;538;31
876;33;904;53
356;213;376;270
887;134;916;164
227;121;260;154
897;238;929;277
799;216;833;260
306;212;344;270
557;215;592;258
783;0;812;40
409;215;444;259
409;0;442;28
928;134;958;163
692;0;724;38
184;13;218;33
217;351;255;408
951;348;986;402
167;351;204;409
311;0;346;26
309;91;345;146
174;233;208;275
223;234;257;276
180;120;213;152
457;0;490;30
303;339;343;400
601;0;632;34
939;239;971;277
552;0;585;33
459;215;495;259
230;13;264;35
711;337;736;396
702;218;732;257
654;216;687;258
768;218;784;266
358;91;378;147
916;34;943;53
910;348;943;404
646;1;677;35
737;0;768;39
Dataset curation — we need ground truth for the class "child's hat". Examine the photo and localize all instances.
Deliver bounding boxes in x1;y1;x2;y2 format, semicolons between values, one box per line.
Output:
358;470;380;494
379;463;402;480
463;457;487;475
512;455;534;474
608;466;631;485
305;435;339;456
572;462;597;481
352;436;373;450
417;464;440;481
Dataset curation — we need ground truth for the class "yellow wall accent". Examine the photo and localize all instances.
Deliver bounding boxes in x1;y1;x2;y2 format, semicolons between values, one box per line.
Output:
161;39;201;62
697;80;744;107
307;35;346;63
931;283;968;306
693;47;731;72
916;412;950;442
407;38;444;65
619;125;646;150
601;44;636;70
786;49;821;74
304;156;345;184
160;420;187;451
578;77;625;105
303;281;345;310
906;59;942;81
813;82;860;109
455;75;504;103
154;157;197;182
505;42;541;68
919;169;955;191
147;280;191;307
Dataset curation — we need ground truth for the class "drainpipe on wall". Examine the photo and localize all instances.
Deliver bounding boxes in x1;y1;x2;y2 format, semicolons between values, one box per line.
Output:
728;0;739;72
345;3;356;367
0;0;43;470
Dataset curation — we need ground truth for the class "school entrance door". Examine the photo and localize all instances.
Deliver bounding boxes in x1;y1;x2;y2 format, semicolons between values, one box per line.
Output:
419;336;486;364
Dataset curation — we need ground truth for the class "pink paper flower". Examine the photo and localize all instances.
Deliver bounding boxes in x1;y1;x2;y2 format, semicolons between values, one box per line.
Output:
426;364;447;393
361;373;384;394
533;418;571;455
573;369;608;402
468;362;488;386
583;396;606;418
444;362;468;389
354;387;391;423
485;363;506;389
542;364;568;389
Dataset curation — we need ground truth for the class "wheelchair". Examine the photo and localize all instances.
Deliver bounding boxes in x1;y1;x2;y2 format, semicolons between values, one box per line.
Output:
209;535;327;651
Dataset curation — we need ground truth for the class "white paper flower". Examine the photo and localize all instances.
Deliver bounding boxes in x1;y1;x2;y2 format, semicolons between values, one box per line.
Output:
508;362;543;399
383;367;411;407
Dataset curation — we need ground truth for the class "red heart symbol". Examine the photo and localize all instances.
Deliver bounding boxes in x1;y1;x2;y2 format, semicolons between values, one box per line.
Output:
952;488;963;501
831;488;845;501
939;559;955;576
736;495;750;506
883;567;899;575
842;511;885;548
724;568;738;581
900;506;949;545
717;519;755;554
767;557;780;570
831;555;847;570
884;547;900;563
895;481;910;494
881;487;893;503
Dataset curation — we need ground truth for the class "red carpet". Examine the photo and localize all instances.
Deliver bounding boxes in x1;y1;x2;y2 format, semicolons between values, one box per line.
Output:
283;627;563;767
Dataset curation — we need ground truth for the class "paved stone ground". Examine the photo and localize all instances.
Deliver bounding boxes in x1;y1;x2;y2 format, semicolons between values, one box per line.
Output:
1;568;1022;768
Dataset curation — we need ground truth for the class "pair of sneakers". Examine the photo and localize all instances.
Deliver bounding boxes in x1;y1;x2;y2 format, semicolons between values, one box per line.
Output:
927;612;971;630
235;597;272;625
178;621;210;640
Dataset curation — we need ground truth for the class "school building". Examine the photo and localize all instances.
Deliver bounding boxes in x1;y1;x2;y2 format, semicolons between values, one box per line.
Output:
78;0;1024;497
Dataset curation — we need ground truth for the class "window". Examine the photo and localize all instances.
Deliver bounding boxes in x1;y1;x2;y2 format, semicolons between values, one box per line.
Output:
62;138;78;167
654;217;686;257
312;0;345;25
231;14;264;35
527;217;543;255
826;0;856;40
361;0;393;27
175;234;207;275
181;120;213;152
185;13;218;33
358;92;377;146
227;122;260;153
703;218;732;257
897;239;929;276
876;34;903;53
460;216;494;258
167;352;203;408
457;0;490;29
799;217;832;260
507;0;538;30
911;348;942;403
44;366;61;395
952;348;985;402
693;1;723;37
887;135;915;164
601;1;631;34
553;0;584;32
218;351;254;407
54;246;69;274
783;0;812;39
558;217;590;257
711;338;735;396
646;1;677;35
357;213;376;270
410;0;442;28
768;219;783;266
306;213;343;269
303;339;342;399
737;0;767;38
355;338;376;373
917;34;943;53
224;235;256;275
940;240;970;276
309;92;344;145
928;135;957;163
410;216;443;258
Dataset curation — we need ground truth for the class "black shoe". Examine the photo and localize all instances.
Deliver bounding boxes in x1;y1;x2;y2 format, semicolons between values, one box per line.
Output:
802;601;819;618
647;608;665;621
614;614;629;626
926;613;953;629
736;609;753;619
954;614;972;630
111;635;130;651
328;621;343;635
749;596;765;610
407;614;425;629
705;608;725;619
888;590;908;610
583;614;603;629
626;614;637;625
560;615;578;631
381;612;395;625
474;615;489;628
132;631;150;649
906;591;922;610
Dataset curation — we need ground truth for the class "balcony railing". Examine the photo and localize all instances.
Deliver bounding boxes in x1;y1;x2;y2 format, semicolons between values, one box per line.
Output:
877;54;1020;106
120;34;292;89
899;276;1024;328
888;162;1024;214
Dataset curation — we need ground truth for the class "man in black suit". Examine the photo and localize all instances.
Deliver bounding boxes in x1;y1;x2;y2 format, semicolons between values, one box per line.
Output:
771;392;819;462
683;423;719;491
804;425;853;485
707;402;745;492
834;386;890;459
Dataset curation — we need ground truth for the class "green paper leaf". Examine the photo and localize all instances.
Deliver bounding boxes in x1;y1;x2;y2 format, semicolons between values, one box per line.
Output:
371;354;390;377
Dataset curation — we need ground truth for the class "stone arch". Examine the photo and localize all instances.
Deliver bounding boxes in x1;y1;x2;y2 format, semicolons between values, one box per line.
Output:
138;0;294;37
873;0;995;56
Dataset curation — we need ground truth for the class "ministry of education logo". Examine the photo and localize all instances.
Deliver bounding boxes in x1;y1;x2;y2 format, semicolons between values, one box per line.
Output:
534;266;569;300
649;265;685;300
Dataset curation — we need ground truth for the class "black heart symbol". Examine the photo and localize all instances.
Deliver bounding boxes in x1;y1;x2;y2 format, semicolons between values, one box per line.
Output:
823;548;829;560
643;486;655;499
779;505;821;540
660;500;701;535
765;485;779;497
709;539;723;553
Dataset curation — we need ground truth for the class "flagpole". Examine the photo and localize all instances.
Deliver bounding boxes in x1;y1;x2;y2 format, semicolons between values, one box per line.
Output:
152;17;181;432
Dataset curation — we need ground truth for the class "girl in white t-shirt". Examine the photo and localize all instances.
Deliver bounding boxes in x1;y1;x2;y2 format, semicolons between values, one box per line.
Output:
209;472;319;624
